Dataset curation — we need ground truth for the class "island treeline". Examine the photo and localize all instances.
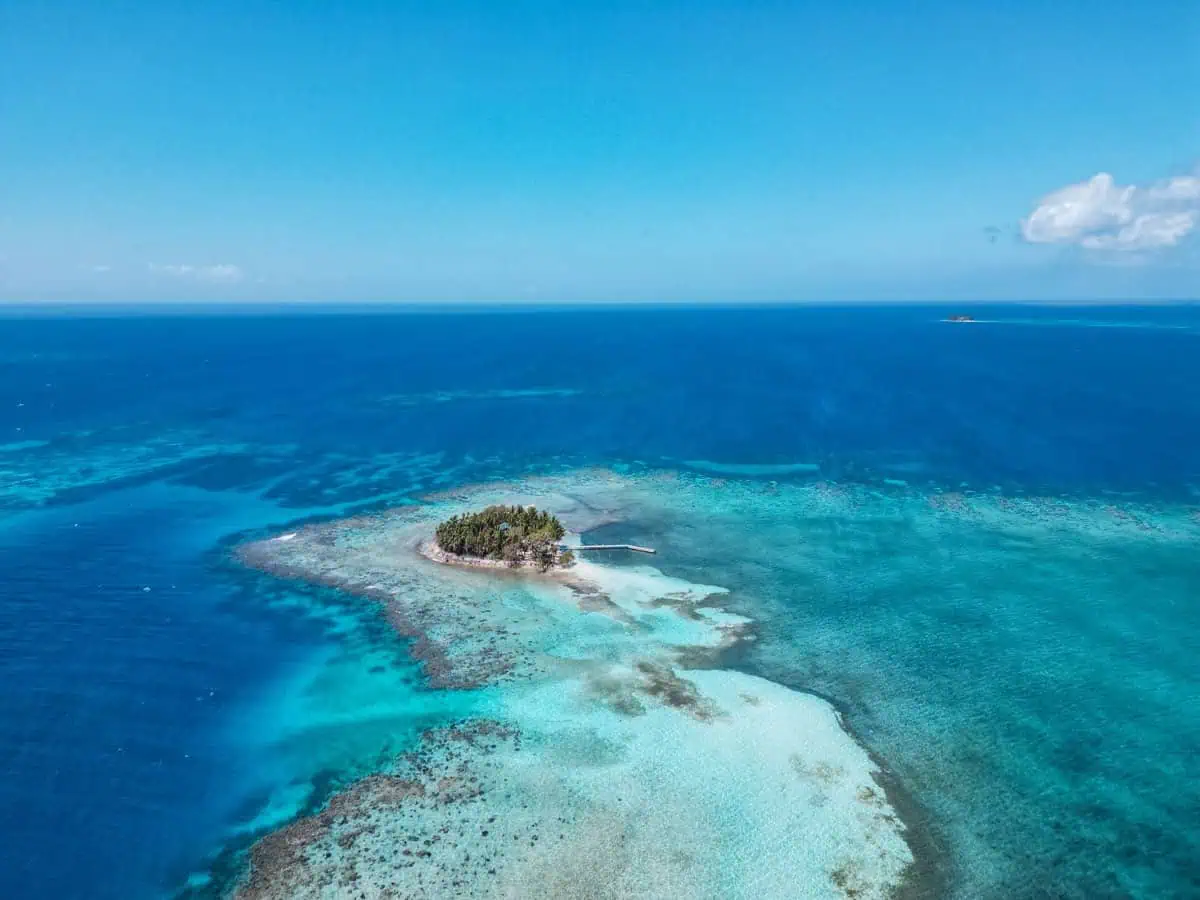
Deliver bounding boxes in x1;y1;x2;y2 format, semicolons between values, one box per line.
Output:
434;505;574;570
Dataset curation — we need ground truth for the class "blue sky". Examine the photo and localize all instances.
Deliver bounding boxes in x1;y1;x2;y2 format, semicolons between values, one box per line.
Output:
1;1;1197;303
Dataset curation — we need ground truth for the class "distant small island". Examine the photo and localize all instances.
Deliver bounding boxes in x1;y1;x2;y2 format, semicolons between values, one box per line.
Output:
945;314;976;323
434;505;575;571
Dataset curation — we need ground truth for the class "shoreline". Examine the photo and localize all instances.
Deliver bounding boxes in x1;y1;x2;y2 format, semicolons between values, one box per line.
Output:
416;539;572;573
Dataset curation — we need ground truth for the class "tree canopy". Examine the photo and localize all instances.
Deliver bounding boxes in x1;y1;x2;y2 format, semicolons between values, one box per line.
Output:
434;505;573;570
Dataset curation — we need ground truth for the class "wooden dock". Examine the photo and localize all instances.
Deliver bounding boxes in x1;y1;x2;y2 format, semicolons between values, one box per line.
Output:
567;543;656;555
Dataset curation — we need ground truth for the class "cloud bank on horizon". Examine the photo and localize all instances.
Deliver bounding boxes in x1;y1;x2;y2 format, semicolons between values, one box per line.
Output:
1022;169;1200;254
147;263;245;284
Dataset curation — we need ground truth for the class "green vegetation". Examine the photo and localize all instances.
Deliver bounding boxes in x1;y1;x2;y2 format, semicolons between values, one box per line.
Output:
434;505;573;570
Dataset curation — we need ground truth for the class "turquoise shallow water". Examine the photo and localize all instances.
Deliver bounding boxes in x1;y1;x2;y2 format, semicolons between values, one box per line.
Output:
0;306;1198;899
584;476;1200;898
219;479;915;899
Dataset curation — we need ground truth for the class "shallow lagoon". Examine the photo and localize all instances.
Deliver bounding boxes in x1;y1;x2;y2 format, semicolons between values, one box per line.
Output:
219;475;916;899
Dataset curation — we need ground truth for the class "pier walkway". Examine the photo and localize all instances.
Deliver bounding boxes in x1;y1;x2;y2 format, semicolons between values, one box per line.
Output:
567;543;656;554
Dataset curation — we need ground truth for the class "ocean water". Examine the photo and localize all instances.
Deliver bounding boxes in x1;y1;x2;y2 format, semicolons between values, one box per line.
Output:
0;305;1198;899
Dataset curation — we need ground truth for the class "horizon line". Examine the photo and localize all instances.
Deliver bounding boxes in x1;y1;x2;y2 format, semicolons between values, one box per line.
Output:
2;297;1198;318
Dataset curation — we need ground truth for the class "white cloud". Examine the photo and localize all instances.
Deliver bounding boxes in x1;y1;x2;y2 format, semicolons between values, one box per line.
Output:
200;264;244;283
1078;212;1194;251
149;262;245;283
1021;170;1200;253
92;264;111;273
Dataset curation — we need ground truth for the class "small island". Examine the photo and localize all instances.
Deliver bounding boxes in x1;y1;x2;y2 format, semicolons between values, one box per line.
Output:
434;504;575;571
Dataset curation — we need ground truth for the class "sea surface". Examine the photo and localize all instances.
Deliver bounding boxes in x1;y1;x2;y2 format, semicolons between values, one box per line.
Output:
0;304;1197;899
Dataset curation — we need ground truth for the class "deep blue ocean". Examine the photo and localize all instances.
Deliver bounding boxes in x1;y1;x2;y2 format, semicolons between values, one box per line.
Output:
1;305;1198;899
